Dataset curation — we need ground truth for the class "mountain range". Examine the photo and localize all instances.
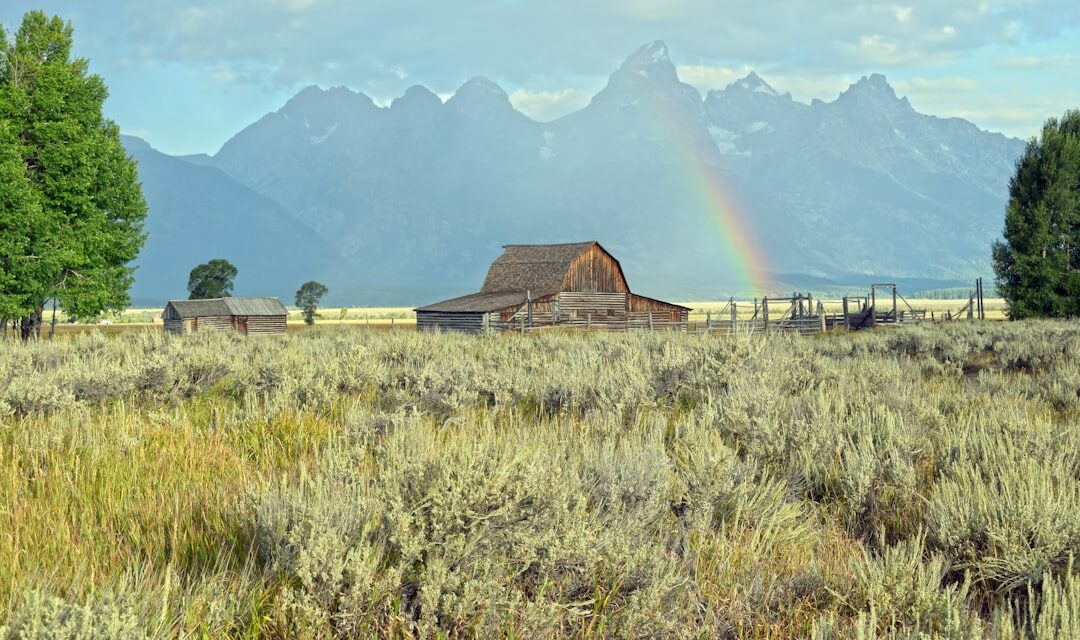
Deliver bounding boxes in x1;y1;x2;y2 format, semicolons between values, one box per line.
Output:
124;41;1025;306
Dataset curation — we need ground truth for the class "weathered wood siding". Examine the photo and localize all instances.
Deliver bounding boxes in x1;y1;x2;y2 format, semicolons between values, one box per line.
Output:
191;316;232;332
557;292;628;318
164;319;185;335
562;244;628;293
417;312;489;334
244;316;287;336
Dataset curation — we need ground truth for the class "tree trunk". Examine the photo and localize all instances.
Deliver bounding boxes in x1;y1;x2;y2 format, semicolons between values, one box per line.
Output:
20;306;43;342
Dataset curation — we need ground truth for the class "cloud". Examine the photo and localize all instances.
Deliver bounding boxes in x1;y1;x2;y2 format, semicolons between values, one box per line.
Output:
508;88;592;122
998;54;1079;69
893;76;978;93
115;0;1076;90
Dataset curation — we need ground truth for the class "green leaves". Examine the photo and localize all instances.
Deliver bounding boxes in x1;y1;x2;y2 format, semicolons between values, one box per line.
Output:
994;110;1080;319
0;10;146;329
295;280;328;325
187;259;237;300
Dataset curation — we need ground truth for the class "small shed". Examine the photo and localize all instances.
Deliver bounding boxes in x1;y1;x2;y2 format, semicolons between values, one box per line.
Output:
163;297;288;336
416;242;689;333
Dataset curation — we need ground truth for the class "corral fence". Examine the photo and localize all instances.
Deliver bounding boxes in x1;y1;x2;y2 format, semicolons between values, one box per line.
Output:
493;310;689;333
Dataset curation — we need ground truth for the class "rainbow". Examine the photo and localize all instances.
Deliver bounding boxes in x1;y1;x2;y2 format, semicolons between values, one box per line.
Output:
641;89;774;296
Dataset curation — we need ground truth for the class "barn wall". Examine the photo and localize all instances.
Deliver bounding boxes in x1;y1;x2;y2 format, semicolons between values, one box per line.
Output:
563;244;629;293
196;316;234;332
246;316;287;336
557;292;628;318
164;319;185;335
417;312;488;334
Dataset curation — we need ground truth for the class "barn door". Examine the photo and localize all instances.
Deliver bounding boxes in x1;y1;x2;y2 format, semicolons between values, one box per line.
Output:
188;318;197;333
236;317;249;335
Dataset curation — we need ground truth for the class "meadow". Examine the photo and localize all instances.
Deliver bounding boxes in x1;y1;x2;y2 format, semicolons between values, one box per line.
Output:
1;321;1079;638
16;297;1007;338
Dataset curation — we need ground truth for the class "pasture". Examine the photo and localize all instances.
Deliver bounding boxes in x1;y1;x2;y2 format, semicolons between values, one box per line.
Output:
1;322;1078;638
7;298;1008;339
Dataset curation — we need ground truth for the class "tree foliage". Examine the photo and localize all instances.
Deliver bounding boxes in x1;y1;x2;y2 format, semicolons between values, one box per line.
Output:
0;11;147;338
187;259;237;300
295;280;328;325
992;110;1080;319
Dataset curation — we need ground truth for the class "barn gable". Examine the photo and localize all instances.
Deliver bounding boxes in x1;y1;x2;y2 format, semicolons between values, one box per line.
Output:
416;241;688;333
480;242;628;295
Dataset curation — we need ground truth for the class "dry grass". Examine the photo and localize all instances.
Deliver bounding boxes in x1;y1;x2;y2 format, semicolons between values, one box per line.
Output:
1;322;1079;638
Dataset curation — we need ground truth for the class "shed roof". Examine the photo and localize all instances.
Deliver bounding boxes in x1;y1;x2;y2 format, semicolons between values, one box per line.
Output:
480;242;597;295
166;297;287;318
415;291;531;313
628;293;693;312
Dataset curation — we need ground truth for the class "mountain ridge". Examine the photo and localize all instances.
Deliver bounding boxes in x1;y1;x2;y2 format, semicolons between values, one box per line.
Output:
128;41;1024;305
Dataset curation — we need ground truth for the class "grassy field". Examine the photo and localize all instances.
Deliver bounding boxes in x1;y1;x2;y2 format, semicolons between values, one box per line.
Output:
15;298;1008;339
2;322;1078;638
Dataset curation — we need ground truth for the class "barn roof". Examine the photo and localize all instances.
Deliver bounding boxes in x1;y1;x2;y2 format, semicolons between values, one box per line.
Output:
166;297;287;318
415;291;531;313
628;293;693;312
480;242;600;294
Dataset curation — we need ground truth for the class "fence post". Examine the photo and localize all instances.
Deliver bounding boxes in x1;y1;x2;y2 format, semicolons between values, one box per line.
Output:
819;302;826;334
648;313;654;331
763;297;770;335
587;312;591;331
967;294;974;321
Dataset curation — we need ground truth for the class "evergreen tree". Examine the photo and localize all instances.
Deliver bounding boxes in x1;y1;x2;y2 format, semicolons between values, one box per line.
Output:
187;259;237;299
992;110;1080;319
295;281;328;325
0;12;147;339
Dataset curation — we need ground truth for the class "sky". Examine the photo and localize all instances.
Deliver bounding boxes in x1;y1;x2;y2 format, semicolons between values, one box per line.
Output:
2;1;1078;156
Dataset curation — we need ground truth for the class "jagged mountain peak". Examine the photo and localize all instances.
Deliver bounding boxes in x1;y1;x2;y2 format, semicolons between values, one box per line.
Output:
391;85;442;111
625;40;670;66
731;71;780;97
447;76;513;112
282;84;375;112
614;40;679;84
837;73;911;110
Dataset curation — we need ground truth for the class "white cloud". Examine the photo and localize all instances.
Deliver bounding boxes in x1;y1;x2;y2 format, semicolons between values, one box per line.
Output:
998;54;1079;69
509;88;592;122
894;6;913;23
894;76;977;93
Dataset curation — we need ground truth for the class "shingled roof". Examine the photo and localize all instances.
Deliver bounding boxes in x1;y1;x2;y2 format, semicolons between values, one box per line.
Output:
415;291;532;313
480;242;598;294
166;297;287;318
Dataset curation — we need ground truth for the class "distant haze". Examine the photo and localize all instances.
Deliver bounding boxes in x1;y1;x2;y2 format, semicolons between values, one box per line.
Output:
123;42;1024;306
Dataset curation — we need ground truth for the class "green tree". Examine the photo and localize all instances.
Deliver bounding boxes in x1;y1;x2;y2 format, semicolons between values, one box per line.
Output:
0;11;147;339
295;281;328;325
187;259;237;300
992;110;1080;319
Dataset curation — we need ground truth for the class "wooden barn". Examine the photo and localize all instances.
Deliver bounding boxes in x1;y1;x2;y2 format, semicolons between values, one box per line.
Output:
416;242;690;333
163;297;288;336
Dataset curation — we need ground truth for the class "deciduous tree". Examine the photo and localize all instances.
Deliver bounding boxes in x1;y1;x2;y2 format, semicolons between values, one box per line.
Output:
295;281;328;325
0;11;147;339
992;110;1080;319
187;259;237;300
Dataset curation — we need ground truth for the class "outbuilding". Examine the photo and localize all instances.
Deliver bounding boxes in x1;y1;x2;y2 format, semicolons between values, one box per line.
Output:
416;242;689;333
163;297;288;336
